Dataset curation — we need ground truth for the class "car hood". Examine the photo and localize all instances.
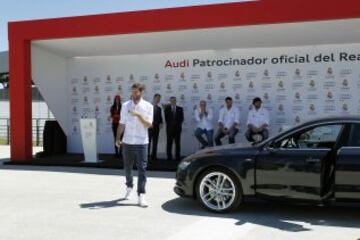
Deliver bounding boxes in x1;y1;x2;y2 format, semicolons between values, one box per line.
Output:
183;143;259;161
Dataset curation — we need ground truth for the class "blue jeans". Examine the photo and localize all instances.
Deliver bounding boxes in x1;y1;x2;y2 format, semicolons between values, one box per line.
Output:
122;143;148;195
194;128;214;148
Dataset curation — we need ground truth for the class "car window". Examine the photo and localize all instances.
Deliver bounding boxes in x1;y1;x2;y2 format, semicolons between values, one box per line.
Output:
348;124;360;147
275;124;343;149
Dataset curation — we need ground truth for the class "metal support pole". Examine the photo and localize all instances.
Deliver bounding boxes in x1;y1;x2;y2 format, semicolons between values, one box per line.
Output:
7;118;10;145
36;119;40;146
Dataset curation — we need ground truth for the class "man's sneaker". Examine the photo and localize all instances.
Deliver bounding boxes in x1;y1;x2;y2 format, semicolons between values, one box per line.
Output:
124;187;133;200
138;194;148;208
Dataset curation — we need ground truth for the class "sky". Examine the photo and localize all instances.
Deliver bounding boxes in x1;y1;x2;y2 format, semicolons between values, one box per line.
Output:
0;0;248;51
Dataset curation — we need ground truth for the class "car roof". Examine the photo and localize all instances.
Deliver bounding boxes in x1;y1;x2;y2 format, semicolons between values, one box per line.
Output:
299;116;360;126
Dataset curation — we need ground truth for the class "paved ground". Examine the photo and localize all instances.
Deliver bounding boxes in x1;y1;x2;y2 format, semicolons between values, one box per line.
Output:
1;145;360;240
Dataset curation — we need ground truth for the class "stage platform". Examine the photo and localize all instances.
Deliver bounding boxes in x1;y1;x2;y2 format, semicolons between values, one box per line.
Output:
4;152;181;171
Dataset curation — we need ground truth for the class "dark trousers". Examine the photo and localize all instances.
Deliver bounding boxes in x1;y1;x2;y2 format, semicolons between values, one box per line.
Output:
166;126;182;160
194;128;214;149
122;143;148;195
112;123;120;155
245;128;269;143
148;124;160;160
215;128;239;146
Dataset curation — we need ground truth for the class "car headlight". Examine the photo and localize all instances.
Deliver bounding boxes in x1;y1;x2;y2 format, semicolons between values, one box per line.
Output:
178;160;192;170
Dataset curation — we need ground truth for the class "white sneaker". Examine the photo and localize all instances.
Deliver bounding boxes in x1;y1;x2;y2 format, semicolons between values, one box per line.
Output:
124;187;133;200
138;194;148;208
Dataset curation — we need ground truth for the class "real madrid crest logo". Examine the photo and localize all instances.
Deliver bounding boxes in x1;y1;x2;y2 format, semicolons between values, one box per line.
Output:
263;69;269;77
326;67;333;76
309;104;315;112
342;79;348;87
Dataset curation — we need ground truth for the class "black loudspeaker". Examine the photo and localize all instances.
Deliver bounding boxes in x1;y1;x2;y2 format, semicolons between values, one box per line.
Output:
43;120;67;155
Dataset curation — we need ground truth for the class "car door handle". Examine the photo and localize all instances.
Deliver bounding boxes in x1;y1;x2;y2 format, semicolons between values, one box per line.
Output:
305;158;320;163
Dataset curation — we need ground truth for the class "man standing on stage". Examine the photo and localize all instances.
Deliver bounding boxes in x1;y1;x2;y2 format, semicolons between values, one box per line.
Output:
148;93;163;161
115;83;153;207
164;96;184;161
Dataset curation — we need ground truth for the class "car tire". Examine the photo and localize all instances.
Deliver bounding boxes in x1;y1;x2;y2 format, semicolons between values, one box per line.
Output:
195;168;243;213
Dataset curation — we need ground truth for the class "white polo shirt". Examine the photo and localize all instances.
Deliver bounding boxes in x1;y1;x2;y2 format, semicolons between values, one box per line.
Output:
194;107;214;130
218;106;240;129
247;107;269;128
120;98;153;145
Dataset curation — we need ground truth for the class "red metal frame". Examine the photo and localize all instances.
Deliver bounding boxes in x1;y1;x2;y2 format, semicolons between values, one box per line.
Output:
8;0;360;161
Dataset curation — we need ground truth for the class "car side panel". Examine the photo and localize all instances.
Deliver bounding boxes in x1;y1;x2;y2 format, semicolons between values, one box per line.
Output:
190;150;256;197
335;147;360;200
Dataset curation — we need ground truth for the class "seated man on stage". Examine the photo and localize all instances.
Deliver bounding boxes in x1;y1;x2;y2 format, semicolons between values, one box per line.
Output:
194;100;214;149
245;97;270;143
215;97;240;145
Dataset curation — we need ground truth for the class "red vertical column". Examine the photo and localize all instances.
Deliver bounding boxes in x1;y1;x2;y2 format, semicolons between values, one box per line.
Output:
9;36;32;162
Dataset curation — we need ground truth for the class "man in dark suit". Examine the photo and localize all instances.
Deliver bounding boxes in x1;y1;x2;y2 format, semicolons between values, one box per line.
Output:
164;96;184;161
148;93;163;161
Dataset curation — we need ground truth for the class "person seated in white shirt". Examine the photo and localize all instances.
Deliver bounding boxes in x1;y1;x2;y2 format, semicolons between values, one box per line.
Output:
215;97;240;145
194;100;214;149
246;97;269;143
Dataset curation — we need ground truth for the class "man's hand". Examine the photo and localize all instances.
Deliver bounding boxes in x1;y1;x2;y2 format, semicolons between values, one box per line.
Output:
131;110;141;118
115;139;122;147
116;124;125;147
130;110;152;129
218;122;224;129
251;126;259;133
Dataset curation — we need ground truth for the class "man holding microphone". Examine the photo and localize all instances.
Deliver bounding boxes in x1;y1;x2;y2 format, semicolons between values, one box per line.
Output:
116;83;153;208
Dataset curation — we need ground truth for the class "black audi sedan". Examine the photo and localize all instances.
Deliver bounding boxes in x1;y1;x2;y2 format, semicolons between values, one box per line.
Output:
174;116;360;212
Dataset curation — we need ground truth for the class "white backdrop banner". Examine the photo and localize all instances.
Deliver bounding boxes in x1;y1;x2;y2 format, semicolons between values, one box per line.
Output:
67;44;360;155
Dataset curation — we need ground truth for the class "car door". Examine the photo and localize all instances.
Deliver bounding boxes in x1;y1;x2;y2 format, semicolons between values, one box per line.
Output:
256;124;344;201
335;123;360;200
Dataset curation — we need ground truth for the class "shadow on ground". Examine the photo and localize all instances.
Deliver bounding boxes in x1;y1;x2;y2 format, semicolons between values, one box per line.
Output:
79;198;141;209
162;197;360;232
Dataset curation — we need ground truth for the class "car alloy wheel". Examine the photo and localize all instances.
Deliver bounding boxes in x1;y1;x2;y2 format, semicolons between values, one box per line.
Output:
197;170;242;212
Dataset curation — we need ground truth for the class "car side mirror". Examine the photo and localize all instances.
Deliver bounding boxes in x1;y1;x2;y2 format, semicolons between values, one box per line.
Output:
267;146;277;153
264;143;277;153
